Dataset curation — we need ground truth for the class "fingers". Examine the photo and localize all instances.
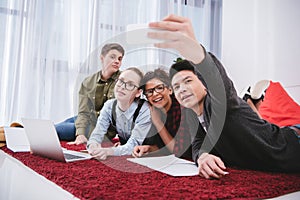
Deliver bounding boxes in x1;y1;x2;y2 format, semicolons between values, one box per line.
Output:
114;142;121;147
149;21;182;32
215;156;226;170
92;153;107;160
90;148;107;160
200;161;222;179
79;136;88;144
150;106;160;118
148;30;179;42
90;147;113;161
67;140;83;145
198;153;228;179
138;148;149;157
139;145;151;157
132;146;149;158
162;14;190;23
132;152;138;158
149;14;196;39
87;143;99;154
149;18;191;33
67;141;76;145
132;146;140;158
68;135;88;145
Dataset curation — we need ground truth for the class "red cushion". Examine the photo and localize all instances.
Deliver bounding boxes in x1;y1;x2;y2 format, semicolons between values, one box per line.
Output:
259;81;300;127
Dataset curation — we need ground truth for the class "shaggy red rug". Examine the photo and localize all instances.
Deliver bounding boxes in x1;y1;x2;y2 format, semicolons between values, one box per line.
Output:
2;142;300;200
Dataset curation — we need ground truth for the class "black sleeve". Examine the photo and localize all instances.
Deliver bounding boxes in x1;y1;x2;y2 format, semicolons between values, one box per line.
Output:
193;50;242;109
191;127;206;163
190;50;237;163
142;125;165;148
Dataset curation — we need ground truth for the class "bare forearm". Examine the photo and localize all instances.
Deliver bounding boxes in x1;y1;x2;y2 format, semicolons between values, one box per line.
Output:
246;99;262;119
149;145;159;152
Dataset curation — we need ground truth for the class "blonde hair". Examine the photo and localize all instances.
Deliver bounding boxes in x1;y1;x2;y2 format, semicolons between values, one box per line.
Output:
123;67;144;87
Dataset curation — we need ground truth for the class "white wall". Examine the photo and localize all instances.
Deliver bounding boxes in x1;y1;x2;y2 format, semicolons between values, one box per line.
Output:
221;0;300;104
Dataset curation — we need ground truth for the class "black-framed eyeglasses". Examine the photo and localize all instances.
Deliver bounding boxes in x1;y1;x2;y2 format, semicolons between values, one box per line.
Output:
115;78;138;91
144;84;166;97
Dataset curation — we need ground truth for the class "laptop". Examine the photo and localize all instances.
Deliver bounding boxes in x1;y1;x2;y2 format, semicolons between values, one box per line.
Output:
22;118;91;162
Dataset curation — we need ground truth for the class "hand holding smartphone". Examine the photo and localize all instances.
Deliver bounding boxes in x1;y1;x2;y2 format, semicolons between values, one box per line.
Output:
126;24;167;45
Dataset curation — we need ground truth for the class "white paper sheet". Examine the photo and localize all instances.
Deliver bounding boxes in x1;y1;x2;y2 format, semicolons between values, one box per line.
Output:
4;127;30;152
127;154;198;176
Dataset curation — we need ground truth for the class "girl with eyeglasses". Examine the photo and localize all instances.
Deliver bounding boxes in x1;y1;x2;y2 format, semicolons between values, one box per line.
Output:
132;68;192;159
87;67;152;160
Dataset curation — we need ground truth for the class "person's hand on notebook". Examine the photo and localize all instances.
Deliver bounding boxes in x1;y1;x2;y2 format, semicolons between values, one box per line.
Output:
132;145;150;157
67;135;87;145
132;145;159;158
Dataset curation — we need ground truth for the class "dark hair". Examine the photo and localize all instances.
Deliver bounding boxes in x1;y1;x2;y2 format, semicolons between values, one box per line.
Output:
140;68;171;92
169;60;195;81
101;43;125;56
123;67;144;87
169;59;207;88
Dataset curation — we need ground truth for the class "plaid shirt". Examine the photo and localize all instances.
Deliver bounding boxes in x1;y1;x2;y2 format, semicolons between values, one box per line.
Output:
169;96;192;159
143;95;192;159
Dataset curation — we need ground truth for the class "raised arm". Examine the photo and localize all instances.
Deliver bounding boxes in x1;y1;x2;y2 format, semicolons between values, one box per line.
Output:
150;15;229;179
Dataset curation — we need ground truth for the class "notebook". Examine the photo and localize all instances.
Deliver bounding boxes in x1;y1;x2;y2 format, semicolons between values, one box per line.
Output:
3;127;30;152
127;154;199;176
22;118;91;162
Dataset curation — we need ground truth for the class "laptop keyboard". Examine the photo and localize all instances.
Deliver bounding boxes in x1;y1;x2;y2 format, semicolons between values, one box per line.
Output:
64;153;85;160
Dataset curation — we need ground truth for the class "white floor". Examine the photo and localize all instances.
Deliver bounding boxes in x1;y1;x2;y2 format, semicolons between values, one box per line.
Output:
269;191;300;200
0;150;78;200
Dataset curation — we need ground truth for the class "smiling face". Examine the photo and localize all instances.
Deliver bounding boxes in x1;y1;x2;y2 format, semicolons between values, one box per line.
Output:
114;69;142;105
144;78;172;111
100;49;123;75
171;70;207;115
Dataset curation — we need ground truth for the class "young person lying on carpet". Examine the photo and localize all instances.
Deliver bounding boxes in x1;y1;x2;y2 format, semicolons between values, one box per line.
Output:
55;43;125;144
242;80;300;137
87;67;152;160
132;69;192;160
148;14;300;179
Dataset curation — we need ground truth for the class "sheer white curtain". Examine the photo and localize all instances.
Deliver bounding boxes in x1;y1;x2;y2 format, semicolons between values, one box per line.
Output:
0;0;222;125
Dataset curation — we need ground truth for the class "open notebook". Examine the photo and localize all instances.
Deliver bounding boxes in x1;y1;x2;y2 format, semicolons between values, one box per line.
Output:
4;127;30;152
22;118;91;162
127;154;198;176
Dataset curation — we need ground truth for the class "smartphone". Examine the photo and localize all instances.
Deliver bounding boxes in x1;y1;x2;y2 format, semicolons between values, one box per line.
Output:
126;24;166;45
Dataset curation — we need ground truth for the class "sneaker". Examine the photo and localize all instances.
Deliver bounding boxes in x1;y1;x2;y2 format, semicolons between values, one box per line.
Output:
240;86;251;101
250;80;270;100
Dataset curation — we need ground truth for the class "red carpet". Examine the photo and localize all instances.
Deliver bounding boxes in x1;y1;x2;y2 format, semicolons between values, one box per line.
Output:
2;142;300;200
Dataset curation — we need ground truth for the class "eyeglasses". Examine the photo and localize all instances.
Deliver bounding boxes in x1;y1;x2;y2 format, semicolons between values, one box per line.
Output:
115;79;138;91
144;84;166;97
